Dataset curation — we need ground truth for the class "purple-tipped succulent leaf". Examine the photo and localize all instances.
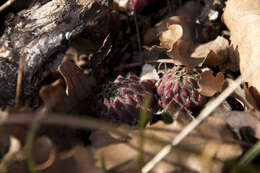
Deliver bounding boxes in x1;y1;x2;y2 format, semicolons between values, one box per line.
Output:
157;66;206;115
98;73;157;125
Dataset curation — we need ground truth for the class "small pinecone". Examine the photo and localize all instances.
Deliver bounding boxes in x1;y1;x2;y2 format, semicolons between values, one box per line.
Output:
157;66;206;115
97;72;157;125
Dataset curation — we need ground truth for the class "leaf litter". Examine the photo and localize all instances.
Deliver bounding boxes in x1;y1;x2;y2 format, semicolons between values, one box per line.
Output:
0;0;260;173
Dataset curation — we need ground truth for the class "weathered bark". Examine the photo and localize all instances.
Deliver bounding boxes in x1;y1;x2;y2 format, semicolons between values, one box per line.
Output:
0;0;110;108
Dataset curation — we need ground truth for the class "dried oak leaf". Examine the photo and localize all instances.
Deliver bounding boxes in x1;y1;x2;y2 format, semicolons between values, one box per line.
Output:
223;0;260;109
198;71;224;97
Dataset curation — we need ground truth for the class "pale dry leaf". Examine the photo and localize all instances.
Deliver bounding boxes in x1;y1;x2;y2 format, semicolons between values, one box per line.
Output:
191;36;229;59
4;136;20;159
159;24;183;50
144;16;185;44
140;64;160;81
223;0;260;108
190;36;239;71
198;71;224;97
113;0;128;11
144;16;193;45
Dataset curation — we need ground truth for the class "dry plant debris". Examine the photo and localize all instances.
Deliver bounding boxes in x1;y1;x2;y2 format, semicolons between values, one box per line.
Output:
223;0;260;110
0;0;260;173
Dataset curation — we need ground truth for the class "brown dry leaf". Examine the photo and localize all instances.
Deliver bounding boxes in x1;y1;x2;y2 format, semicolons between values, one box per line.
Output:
191;36;229;59
157;17;205;67
58;61;96;100
198;71;224;97
244;85;260;110
40;60;96;114
175;1;201;21
204;51;220;67
39;79;68;113
223;0;260;109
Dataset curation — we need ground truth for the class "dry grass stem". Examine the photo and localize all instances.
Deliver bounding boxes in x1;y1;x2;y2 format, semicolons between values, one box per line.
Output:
15;54;24;109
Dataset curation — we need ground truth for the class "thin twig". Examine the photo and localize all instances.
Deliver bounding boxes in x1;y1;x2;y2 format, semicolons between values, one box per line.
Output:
15;28;26;109
0;0;16;13
15;52;24;109
141;62;260;173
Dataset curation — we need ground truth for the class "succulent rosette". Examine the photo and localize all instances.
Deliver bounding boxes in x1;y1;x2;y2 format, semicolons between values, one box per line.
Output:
157;66;206;116
97;72;157;125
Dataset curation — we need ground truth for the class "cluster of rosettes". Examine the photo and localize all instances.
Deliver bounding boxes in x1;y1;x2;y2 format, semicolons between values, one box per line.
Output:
97;66;206;125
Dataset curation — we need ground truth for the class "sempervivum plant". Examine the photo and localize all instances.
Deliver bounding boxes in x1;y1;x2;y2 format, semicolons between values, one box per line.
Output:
157;66;206;116
97;72;157;125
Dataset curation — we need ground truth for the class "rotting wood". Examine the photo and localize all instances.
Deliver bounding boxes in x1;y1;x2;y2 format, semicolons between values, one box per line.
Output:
0;0;110;108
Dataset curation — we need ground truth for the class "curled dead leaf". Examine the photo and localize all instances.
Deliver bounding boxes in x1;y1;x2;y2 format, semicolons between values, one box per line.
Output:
191;36;229;59
159;24;183;50
144;16;190;44
191;36;239;71
198;71;224;97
